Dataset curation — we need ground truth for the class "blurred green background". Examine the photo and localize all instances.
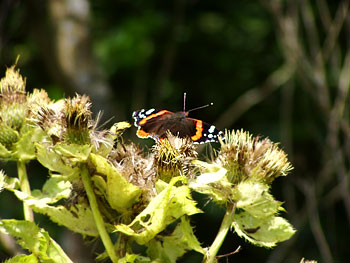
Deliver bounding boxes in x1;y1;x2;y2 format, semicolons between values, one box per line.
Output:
0;0;349;262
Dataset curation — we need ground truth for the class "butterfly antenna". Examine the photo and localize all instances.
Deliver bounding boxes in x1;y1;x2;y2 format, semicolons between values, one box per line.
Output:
183;92;187;112
187;102;214;113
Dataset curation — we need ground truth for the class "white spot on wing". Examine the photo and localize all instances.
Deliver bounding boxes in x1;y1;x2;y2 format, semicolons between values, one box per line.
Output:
208;125;216;133
146;108;155;115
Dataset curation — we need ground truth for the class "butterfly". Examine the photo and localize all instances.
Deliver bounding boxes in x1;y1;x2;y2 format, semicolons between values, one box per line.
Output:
133;94;222;144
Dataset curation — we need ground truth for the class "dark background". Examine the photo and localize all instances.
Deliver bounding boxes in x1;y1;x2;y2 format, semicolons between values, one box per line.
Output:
1;0;349;262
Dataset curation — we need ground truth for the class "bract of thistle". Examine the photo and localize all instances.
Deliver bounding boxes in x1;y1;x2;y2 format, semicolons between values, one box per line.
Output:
64;95;92;145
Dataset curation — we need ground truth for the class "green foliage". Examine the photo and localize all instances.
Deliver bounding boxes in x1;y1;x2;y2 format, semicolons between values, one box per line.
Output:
147;217;204;262
90;153;142;212
0;66;295;262
4;254;38;263
0;219;73;263
115;176;201;245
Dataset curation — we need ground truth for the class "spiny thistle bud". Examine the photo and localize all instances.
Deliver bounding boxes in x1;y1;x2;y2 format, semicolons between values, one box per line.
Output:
0;65;27;131
27;89;51;118
217;129;293;184
153;132;197;182
64;94;92;145
0;124;19;149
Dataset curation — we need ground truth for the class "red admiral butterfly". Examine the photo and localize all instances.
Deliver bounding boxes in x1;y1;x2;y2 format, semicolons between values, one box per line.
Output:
133;94;222;144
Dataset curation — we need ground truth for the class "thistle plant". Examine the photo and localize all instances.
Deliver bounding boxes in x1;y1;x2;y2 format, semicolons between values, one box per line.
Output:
0;64;295;263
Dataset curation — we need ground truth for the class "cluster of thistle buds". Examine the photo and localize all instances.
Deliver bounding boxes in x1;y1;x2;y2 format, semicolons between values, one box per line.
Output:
0;64;295;263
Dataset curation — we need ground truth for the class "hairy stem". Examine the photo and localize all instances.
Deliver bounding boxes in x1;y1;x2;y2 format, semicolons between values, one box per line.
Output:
80;163;118;263
204;203;235;263
17;161;34;222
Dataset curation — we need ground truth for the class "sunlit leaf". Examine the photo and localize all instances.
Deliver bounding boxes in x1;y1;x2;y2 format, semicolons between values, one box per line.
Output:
189;160;231;203
8;178;99;237
4;254;38;263
35;143;79;177
232;210;296;247
115;176;201;245
147;217;204;263
90;153;141;212
232;181;281;218
0;219;73;263
14;127;45;161
54;144;91;162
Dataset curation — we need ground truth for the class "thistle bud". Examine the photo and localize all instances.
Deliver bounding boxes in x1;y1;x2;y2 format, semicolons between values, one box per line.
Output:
217;130;292;184
153;132;197;182
64;94;92;145
0;66;27;131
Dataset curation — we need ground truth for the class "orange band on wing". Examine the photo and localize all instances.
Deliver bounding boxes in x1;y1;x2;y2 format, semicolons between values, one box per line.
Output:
137;129;151;138
139;110;169;125
191;120;203;141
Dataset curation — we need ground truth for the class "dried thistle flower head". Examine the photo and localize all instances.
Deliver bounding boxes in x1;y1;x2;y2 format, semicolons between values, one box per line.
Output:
217;129;293;184
64;94;92;144
153;132;198;182
0;65;27;131
29;100;65;144
109;143;156;202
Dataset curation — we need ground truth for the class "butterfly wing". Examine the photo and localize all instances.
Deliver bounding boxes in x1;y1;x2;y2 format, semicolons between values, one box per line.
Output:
185;118;223;144
133;109;173;138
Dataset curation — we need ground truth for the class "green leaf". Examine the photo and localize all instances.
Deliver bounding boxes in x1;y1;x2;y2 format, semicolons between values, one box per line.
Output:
35;143;79;177
232;181;281;218
54;144;91;162
90;153;141;212
189;161;231;203
14;127;45;161
147;217;204;263
10;178;99;236
0;219;73;263
31;177;72;204
4;254;38;263
117;253;151;263
232;210;296;247
115;176;201;245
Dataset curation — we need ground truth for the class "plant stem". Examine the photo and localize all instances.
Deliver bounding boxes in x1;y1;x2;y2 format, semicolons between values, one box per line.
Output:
204;203;235;263
17;161;34;222
80;163;118;263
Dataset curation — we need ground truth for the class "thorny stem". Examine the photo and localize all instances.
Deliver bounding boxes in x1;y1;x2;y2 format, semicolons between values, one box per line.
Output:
17;161;34;222
80;163;118;263
204;203;235;263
